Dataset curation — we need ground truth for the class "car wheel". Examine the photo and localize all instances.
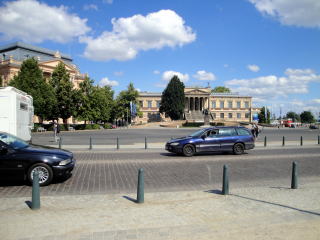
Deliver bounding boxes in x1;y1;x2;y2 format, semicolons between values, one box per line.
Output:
233;143;244;155
27;163;53;186
183;144;195;157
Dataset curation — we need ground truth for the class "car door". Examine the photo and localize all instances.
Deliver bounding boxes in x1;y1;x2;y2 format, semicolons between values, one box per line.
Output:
218;128;238;151
198;130;221;152
0;143;25;181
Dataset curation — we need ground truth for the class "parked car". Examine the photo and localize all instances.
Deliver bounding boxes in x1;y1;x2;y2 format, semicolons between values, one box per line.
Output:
309;125;319;129
0;132;75;186
165;126;255;157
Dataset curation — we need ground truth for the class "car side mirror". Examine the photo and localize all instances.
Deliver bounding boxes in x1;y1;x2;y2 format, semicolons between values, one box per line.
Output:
0;145;8;154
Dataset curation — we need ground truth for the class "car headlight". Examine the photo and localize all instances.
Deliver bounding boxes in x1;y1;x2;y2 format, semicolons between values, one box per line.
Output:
59;159;72;166
170;142;180;146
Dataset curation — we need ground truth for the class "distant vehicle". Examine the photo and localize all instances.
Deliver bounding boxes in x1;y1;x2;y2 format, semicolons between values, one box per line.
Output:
165;126;255;157
0;132;75;186
283;119;293;127
309;125;319;129
0;87;34;141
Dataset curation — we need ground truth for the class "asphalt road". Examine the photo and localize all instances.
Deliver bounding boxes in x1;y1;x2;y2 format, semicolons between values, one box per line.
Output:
31;127;320;146
1;146;319;198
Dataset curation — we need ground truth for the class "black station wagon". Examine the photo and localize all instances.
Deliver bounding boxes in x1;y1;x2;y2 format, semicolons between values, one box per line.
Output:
165;126;255;157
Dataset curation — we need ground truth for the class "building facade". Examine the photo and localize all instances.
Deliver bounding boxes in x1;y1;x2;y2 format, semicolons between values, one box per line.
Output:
137;87;260;123
0;42;86;88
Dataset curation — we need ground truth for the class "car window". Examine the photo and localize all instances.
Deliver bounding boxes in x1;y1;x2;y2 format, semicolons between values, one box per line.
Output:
237;128;251;136
218;128;237;136
0;133;29;149
206;130;219;137
189;129;206;137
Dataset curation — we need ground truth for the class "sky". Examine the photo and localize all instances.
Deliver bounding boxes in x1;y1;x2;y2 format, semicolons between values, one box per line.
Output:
0;0;319;118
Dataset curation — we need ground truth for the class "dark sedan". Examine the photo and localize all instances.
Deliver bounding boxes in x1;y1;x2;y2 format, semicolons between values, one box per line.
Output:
0;132;75;186
165;126;255;157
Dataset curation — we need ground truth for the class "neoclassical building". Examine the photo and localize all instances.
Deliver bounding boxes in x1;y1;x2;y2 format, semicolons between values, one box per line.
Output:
137;87;260;123
0;42;86;88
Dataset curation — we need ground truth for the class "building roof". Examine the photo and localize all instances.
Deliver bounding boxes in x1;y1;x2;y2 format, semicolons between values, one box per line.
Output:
0;42;72;61
138;92;162;97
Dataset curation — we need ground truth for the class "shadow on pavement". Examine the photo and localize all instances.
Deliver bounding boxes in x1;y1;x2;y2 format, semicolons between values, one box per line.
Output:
231;194;320;217
122;195;137;203
204;189;223;195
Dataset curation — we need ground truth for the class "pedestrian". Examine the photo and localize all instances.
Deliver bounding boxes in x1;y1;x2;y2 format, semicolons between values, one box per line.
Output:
53;120;58;142
251;125;256;138
56;122;61;141
255;125;259;138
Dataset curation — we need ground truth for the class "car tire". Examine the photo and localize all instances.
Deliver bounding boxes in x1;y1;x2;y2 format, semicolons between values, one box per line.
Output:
233;143;244;155
183;144;195;157
27;163;53;186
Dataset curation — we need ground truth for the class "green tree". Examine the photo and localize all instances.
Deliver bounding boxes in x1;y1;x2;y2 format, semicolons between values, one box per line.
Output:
0;75;3;86
300;111;315;123
258;106;271;124
90;86;114;123
211;86;231;93
50;62;76;123
114;82;140;122
286;111;300;122
9;58;56;121
75;76;94;124
159;75;185;120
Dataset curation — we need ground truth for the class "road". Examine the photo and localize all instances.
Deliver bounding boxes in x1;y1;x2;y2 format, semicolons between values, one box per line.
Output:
1;146;319;198
31;127;320;146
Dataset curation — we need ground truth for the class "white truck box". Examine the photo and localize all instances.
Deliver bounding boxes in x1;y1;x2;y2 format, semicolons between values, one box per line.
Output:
0;87;34;141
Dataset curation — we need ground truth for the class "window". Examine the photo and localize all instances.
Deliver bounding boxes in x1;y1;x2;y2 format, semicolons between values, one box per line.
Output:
220;101;224;108
228;113;232;118
237;113;241;119
218;128;237;136
156;101;161;108
20;102;28;111
228;101;233;108
220;113;224;119
245;112;250;118
245;101;249;108
237;101;241;108
139;101;143;108
147;101;152;108
212;113;216;119
237;128;251;136
211;101;216;108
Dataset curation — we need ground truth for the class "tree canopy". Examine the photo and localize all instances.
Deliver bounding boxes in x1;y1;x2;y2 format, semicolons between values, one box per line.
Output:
258;106;271;124
159;75;185;120
211;86;231;93
9;58;56;121
300;111;315;123
286;111;300;122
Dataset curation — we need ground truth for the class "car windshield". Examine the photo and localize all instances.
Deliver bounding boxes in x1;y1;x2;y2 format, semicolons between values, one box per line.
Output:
188;129;206;137
0;133;29;149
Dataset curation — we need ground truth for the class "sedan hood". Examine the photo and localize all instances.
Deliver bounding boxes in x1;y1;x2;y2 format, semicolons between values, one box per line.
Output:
168;136;193;143
20;144;72;158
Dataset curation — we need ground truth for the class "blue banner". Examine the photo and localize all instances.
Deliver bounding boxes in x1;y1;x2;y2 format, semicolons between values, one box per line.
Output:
130;101;137;117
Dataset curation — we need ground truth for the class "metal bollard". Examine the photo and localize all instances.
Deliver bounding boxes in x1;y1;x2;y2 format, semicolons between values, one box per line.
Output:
117;137;119;150
59;137;62;149
264;136;267;147
222;165;229;195
137;168;144;203
300;136;303;146
89;136;92;150
282;136;285;146
291;162;298;189
318;135;320;145
31;171;40;210
145;136;148;149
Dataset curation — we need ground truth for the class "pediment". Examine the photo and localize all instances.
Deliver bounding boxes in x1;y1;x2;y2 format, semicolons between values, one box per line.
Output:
184;88;210;95
39;60;77;72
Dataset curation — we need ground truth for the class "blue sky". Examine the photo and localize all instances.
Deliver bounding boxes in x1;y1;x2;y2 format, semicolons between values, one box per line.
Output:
0;0;320;118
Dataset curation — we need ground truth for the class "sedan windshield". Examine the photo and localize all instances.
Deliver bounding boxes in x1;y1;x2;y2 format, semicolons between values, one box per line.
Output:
0;133;29;149
188;129;206;138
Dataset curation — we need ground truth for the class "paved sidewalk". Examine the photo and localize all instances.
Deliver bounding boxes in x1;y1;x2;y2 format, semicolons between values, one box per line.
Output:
1;179;319;240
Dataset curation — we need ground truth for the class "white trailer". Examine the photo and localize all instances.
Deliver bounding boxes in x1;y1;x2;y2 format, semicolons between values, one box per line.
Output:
0;87;34;141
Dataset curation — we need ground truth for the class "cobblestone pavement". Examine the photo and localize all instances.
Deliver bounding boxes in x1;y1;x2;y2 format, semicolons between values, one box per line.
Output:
1;146;319;198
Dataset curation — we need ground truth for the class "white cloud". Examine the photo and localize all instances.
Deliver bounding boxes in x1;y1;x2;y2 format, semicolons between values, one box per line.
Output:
83;4;98;11
103;0;113;4
153;70;160;75
312;99;320;104
98;77;119;87
80;9;196;61
162;71;189;82
249;0;320;28
247;64;260;72
113;71;123;76
0;0;90;43
225;68;320;99
193;70;216;81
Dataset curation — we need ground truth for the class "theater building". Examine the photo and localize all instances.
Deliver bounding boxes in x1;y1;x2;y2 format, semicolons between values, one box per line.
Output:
137;87;260;123
0;42;86;88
